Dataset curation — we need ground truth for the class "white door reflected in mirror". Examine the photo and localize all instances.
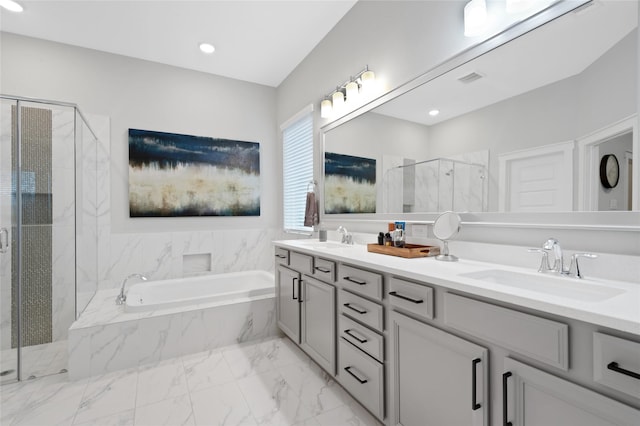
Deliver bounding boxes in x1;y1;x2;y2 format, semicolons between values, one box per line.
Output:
433;211;461;262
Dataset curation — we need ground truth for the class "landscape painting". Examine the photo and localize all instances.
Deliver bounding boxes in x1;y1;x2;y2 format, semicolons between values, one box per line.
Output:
129;129;260;217
324;152;376;214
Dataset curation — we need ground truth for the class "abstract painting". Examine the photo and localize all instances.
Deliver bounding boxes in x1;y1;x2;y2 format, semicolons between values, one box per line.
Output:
129;129;260;217
324;152;376;214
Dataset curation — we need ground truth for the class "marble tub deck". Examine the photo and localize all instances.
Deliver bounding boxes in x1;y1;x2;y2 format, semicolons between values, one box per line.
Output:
1;336;382;426
68;288;278;380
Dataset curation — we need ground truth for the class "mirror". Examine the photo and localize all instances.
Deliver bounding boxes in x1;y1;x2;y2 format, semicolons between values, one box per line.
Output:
433;211;461;262
323;1;638;215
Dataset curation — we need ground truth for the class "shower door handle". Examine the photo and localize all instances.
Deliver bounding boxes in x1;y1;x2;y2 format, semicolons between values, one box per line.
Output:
0;228;8;254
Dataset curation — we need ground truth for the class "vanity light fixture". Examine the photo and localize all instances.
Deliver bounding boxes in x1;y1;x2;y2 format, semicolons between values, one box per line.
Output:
0;0;23;12
464;0;488;37
319;65;376;119
198;42;216;54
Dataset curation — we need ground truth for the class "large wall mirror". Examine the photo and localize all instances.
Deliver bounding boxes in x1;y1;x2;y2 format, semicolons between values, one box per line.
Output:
322;0;638;221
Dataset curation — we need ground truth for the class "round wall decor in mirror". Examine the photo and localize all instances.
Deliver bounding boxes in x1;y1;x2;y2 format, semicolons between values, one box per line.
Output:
433;211;461;262
599;154;620;189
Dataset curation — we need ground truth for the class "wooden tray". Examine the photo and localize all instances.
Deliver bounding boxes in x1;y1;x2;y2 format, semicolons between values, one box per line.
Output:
367;243;440;258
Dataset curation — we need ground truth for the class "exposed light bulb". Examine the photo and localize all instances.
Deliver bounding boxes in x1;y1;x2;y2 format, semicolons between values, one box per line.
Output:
199;43;215;54
320;99;333;118
0;0;23;12
464;0;488;37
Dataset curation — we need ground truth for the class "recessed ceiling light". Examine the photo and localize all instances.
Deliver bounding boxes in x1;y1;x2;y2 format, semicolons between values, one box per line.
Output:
199;43;215;54
0;0;24;12
428;109;440;117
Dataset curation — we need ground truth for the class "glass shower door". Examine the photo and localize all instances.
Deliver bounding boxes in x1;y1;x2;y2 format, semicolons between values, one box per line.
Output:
0;98;18;383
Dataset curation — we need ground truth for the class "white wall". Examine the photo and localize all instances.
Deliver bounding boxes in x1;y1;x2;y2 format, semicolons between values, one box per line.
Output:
1;33;283;294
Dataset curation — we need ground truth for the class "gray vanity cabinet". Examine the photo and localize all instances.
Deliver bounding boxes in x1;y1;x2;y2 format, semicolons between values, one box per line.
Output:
390;311;489;426
502;357;640;426
276;265;301;343
300;275;336;374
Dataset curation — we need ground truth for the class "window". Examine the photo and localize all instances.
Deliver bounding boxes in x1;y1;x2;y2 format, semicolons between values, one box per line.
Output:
281;105;314;233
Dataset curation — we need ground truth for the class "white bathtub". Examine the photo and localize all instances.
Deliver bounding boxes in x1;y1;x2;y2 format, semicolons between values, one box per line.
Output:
69;270;279;380
125;270;275;313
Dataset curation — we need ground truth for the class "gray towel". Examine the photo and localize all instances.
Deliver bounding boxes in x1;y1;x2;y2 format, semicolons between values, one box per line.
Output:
304;191;319;227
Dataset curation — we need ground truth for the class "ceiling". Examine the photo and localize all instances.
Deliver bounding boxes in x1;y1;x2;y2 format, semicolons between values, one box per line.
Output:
375;0;638;126
0;0;357;87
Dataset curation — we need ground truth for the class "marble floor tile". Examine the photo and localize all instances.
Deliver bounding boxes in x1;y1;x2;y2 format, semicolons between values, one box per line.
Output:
73;368;138;424
182;348;235;392
0;337;379;426
134;393;195;426
136;358;189;407
190;381;257;426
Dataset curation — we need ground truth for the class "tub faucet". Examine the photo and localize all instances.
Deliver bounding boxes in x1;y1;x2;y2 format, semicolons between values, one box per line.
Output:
337;226;353;245
115;273;147;305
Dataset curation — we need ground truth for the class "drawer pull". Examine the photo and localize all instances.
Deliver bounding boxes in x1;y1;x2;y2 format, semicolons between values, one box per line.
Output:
292;277;298;300
315;266;331;273
502;372;513;426
343;303;367;315
344;329;368;344
275;254;286;259
389;291;424;304
472;358;481;410
344;276;366;285
607;362;640;380
344;366;368;384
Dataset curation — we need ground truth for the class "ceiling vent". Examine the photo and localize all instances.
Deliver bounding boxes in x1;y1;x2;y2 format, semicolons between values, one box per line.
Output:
458;71;484;84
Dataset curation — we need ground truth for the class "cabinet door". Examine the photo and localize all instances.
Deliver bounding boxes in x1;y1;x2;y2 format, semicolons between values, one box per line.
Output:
390;311;488;426
301;275;336;374
503;357;640;426
277;265;300;343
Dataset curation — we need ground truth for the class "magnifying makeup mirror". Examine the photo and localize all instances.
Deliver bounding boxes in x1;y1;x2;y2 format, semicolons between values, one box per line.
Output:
433;211;461;262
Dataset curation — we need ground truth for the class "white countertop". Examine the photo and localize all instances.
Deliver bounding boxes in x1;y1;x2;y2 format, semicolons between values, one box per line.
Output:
274;239;640;336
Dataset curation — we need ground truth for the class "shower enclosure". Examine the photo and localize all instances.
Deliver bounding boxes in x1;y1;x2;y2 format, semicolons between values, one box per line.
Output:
0;96;98;383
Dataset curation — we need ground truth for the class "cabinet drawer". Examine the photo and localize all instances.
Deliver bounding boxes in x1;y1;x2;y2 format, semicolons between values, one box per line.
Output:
274;247;289;265
340;290;384;333
444;292;568;370
338;339;384;420
389;277;434;320
338;264;383;301
313;258;336;282
290;251;313;275
593;332;640;399
339;314;384;363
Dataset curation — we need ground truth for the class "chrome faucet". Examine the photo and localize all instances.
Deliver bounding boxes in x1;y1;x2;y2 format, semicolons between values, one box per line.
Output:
337;226;353;245
115;273;147;305
543;238;564;273
529;238;597;279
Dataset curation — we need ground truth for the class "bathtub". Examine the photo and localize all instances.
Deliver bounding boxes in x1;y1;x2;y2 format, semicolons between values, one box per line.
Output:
125;270;275;313
68;270;279;380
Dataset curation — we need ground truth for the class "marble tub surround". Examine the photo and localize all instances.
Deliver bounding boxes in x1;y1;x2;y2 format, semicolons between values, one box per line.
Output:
2;336;382;426
68;286;278;380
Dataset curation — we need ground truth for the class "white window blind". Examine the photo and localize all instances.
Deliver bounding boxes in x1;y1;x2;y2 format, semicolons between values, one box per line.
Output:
282;107;314;233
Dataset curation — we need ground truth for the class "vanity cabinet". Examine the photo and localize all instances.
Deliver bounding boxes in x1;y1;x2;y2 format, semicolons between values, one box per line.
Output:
389;310;488;426
276;264;301;342
300;275;336;374
275;251;337;374
502;357;639;426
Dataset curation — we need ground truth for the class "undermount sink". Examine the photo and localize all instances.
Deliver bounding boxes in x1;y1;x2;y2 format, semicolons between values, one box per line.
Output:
309;242;352;250
458;269;625;302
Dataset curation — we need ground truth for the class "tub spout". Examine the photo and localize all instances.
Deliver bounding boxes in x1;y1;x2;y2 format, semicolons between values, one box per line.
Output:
116;273;147;305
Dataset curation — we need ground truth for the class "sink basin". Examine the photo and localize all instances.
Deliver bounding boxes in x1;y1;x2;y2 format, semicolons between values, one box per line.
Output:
309;242;352;250
459;269;625;302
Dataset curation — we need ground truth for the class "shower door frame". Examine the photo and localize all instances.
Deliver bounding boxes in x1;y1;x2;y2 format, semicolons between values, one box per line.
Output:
1;95;99;382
